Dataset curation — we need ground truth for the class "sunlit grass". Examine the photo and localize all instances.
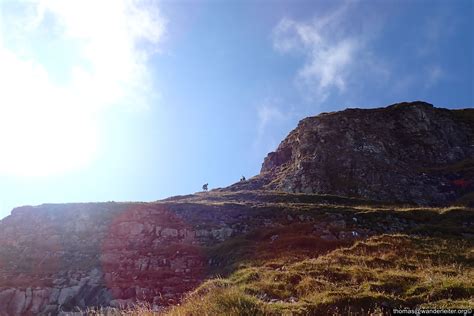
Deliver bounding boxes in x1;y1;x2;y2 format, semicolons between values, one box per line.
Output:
17;191;471;315
92;233;473;315
165;234;473;315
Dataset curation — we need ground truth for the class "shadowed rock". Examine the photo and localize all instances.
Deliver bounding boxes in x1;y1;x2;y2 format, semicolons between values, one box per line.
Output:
0;101;472;315
233;101;473;205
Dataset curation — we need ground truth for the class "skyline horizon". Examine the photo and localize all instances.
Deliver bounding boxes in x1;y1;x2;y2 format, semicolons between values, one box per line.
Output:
1;98;470;218
0;0;472;219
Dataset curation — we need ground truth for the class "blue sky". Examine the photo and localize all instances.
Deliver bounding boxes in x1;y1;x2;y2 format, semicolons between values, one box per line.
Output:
0;0;472;219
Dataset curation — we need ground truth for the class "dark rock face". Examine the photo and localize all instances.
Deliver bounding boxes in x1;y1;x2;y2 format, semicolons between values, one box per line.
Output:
2;192;441;315
0;202;245;315
0;101;472;315
255;102;473;205
1;192;471;315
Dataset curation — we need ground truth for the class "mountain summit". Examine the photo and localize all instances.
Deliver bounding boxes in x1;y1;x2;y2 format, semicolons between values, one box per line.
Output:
233;101;473;205
0;101;472;315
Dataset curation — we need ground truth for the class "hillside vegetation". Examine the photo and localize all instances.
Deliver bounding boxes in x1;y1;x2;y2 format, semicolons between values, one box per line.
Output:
1;102;472;315
83;191;474;315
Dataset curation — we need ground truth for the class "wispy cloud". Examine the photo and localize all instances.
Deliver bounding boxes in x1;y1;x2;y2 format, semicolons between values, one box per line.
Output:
0;0;166;176
272;2;457;104
272;2;363;101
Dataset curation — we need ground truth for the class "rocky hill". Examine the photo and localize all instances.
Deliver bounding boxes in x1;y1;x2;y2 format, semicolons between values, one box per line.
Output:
0;101;472;315
1;193;472;315
232;101;474;206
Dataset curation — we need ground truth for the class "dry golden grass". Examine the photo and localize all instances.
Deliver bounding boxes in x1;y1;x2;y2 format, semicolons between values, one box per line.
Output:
83;233;473;316
167;234;473;315
69;192;473;315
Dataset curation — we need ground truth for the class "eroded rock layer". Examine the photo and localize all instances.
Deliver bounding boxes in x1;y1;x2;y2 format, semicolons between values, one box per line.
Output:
248;102;473;205
1;194;474;314
1;101;473;315
0;201;245;314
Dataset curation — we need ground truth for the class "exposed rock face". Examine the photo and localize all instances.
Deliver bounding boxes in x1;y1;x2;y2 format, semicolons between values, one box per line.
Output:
253;102;473;205
1;193;472;315
1;191;448;315
0;101;472;315
0;202;249;314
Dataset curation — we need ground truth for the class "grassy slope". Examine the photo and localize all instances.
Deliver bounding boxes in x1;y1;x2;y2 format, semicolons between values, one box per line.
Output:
165;192;473;315
83;191;474;315
168;234;473;315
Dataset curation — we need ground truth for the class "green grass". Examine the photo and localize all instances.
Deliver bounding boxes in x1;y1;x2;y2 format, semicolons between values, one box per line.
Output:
11;190;471;315
82;213;473;315
166;234;473;315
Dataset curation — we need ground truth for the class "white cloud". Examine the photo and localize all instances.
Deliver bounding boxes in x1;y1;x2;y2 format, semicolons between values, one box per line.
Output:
299;38;357;94
273;3;360;101
0;0;166;176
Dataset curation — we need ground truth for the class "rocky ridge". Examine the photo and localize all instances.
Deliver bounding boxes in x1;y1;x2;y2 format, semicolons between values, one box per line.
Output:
233;101;474;205
1;192;472;315
0;101;472;315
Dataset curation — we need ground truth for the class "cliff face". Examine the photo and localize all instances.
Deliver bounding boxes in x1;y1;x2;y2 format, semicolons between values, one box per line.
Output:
0;193;390;315
0;200;251;314
0;101;472;315
1;192;472;315
255;102;473;205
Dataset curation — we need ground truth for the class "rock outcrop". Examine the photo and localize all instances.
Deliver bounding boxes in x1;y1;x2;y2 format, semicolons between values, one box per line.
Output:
0;101;472;315
1;191;472;315
0;201;248;314
241;101;473;205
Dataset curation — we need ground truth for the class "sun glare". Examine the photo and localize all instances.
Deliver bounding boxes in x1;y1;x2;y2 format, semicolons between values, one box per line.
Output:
0;45;98;177
0;0;164;177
